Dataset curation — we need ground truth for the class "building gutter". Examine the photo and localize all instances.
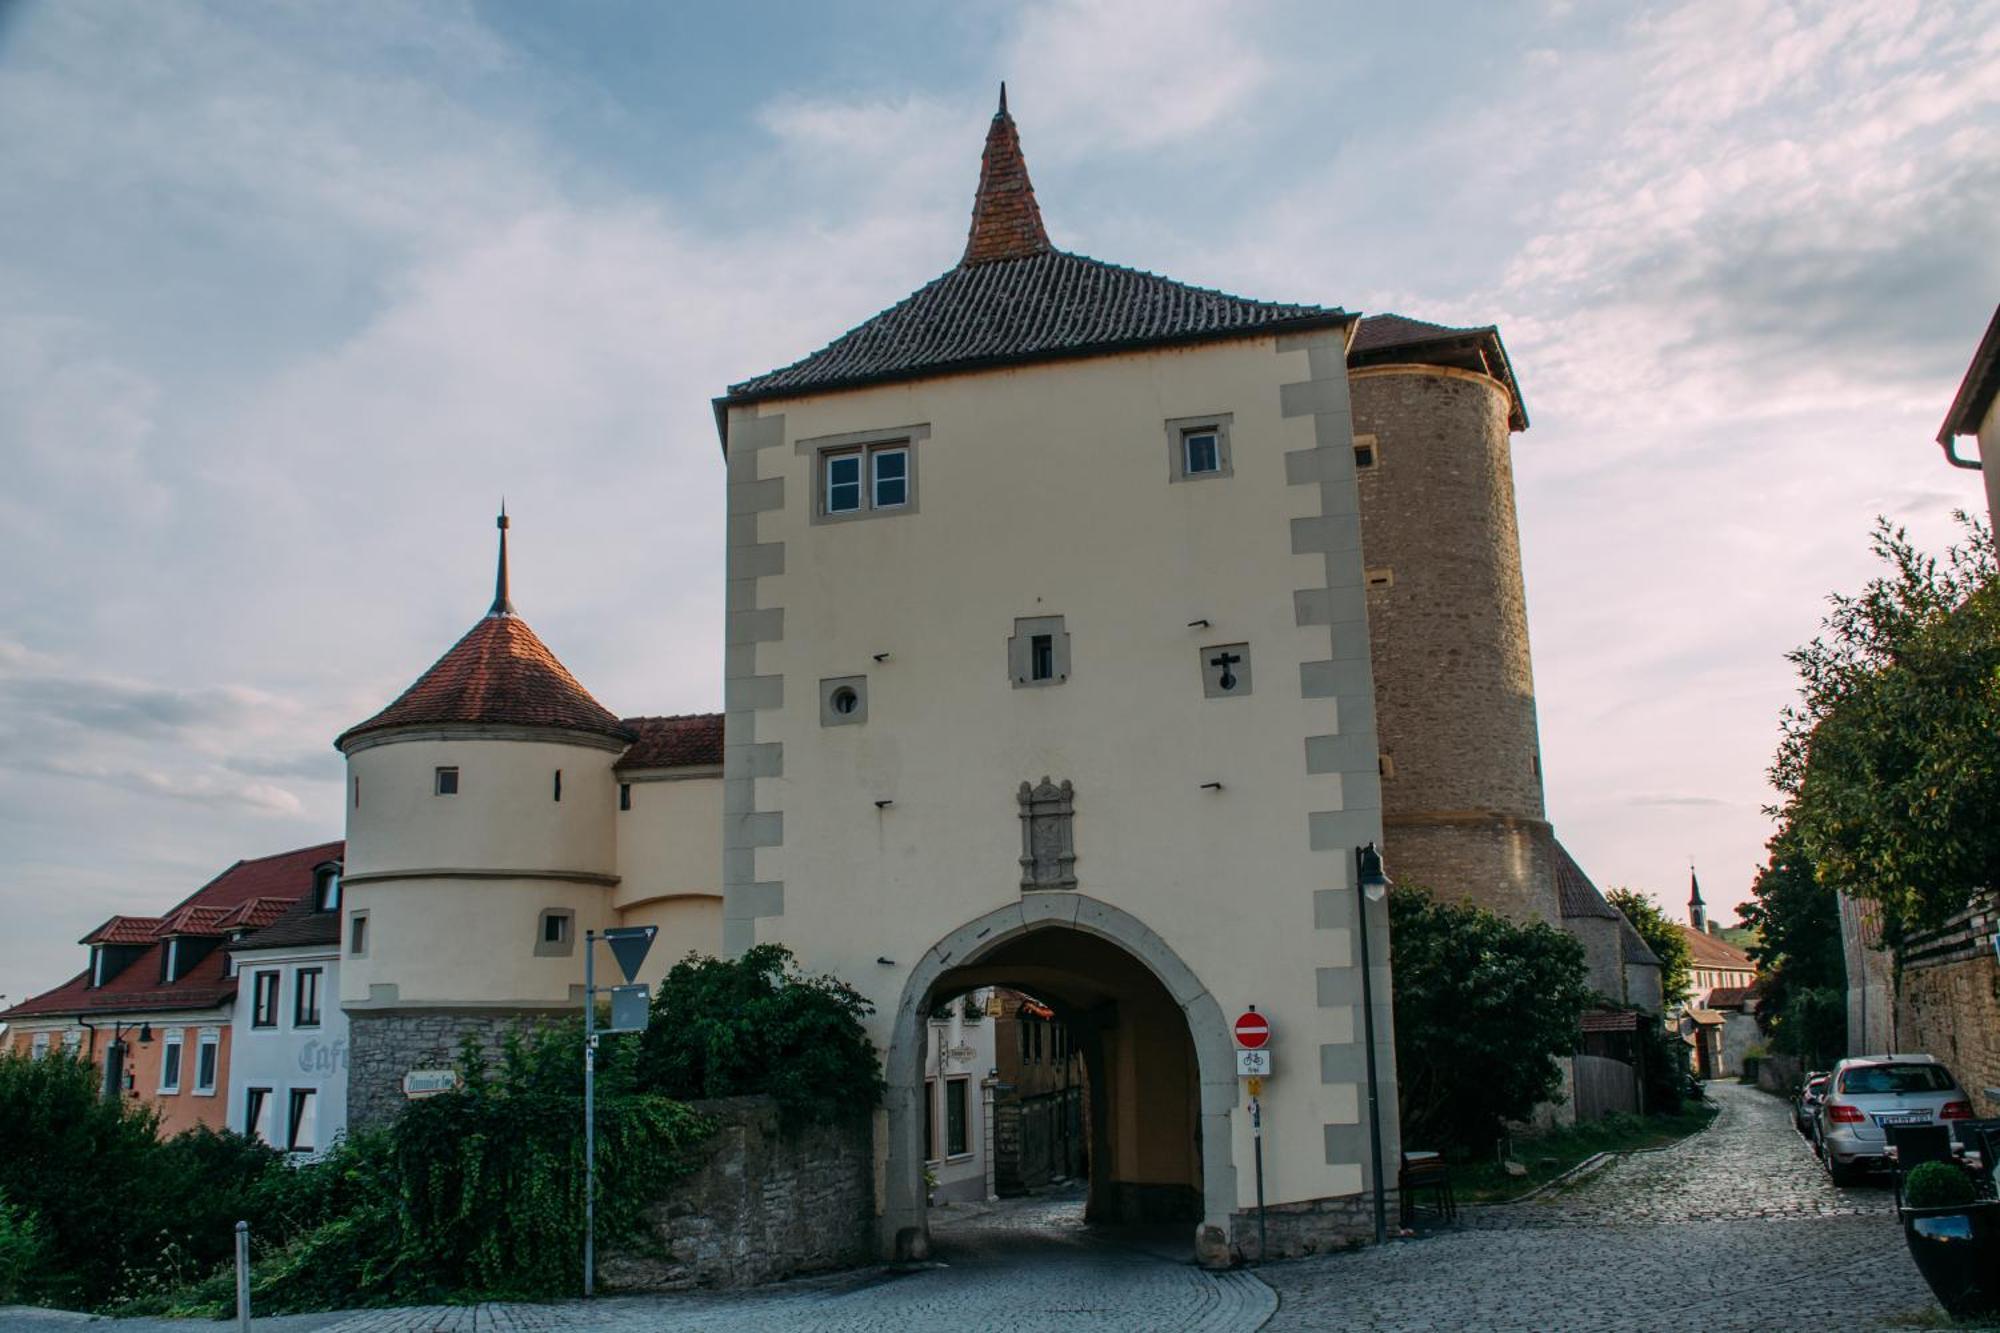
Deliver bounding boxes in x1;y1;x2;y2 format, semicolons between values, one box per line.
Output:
1939;435;1982;470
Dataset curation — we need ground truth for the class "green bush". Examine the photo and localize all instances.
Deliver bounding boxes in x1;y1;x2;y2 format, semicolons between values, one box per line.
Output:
1903;1160;1978;1209
636;945;883;1125
1390;886;1594;1151
0;1190;51;1303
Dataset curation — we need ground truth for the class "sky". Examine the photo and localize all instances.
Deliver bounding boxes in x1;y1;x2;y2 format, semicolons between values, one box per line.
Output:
1;0;1996;1003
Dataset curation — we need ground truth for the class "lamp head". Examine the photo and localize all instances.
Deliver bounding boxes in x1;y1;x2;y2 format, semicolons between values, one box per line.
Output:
1357;842;1392;901
137;1023;153;1044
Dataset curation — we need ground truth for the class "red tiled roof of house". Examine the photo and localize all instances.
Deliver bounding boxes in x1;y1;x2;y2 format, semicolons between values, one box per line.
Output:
81;915;165;946
215;896;296;932
1553;842;1620;921
153;904;233;938
1580;1010;1643;1033
1706;986;1754;1010
233;895;342;952
337;612;628;750
3;841;342;1022
616;713;724;771
1678;923;1757;972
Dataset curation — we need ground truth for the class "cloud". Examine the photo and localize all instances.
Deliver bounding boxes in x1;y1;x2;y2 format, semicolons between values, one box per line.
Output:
1628;794;1737;809
28;756;304;817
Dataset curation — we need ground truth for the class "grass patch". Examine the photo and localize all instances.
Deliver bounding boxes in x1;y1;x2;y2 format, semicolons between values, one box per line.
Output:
1451;1103;1719;1204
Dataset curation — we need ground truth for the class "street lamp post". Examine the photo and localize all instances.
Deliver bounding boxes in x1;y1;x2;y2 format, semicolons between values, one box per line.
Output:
1354;842;1392;1246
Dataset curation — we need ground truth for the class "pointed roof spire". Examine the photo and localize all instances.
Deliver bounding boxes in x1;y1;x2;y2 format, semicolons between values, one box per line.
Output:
961;83;1051;267
491;503;514;617
1689;861;1704;906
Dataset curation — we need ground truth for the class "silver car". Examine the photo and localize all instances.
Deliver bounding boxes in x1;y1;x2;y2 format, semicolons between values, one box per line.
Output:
1817;1054;1974;1185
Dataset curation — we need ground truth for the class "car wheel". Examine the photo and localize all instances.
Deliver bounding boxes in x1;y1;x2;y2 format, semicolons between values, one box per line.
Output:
1827;1157;1860;1187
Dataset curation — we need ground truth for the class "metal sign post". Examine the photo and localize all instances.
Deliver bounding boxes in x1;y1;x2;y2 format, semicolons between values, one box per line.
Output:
1234;1006;1271;1262
583;925;657;1298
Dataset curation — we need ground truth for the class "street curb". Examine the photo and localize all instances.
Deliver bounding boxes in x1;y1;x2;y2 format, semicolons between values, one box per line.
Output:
1484;1095;1723;1206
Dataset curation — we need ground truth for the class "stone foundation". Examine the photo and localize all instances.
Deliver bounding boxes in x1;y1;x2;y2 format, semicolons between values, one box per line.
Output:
346;1008;557;1131
601;1095;874;1290
1228;1191;1388;1261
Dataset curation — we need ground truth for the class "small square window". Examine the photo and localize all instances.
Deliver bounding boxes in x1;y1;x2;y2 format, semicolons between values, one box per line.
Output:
1166;413;1233;482
1354;434;1379;468
1009;616;1070;688
434;766;459;796
534;909;576;957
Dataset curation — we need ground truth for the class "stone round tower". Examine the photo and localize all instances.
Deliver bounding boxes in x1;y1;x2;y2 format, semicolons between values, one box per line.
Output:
335;513;631;1127
1348;317;1559;924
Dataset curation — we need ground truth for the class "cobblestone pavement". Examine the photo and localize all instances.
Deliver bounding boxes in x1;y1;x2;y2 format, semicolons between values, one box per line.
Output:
6;1082;1942;1333
1263;1080;1938;1332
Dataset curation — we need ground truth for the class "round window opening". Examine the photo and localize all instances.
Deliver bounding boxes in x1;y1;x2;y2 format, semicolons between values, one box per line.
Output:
830;686;860;716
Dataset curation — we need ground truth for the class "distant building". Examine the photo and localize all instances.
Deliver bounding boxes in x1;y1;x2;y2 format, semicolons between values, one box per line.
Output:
991;989;1086;1195
1;843;336;1135
923;988;998;1206
226;858;348;1156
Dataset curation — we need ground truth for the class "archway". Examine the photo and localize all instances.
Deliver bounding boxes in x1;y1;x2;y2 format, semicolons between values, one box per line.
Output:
882;896;1238;1266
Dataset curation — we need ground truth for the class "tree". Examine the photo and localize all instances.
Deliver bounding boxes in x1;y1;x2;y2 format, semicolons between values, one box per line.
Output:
1740;824;1847;1067
1389;886;1594;1151
1773;515;2000;936
1605;889;1693;1007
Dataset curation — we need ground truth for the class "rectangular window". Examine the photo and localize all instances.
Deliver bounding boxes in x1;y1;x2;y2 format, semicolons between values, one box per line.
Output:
159;1033;183;1094
826;452;864;514
553;769;563;802
195;1035;219;1094
1183;430;1220;475
252;970;280;1028
352;775;361;808
245;1088;272;1144
1354;441;1377;468
544;914;568;945
924;1080;938;1162
619;782;632;811
317;868;341;912
30;1033;49;1060
350;913;369;957
295;968;323;1028
946;1077;969;1157
871;447;909;508
161;937;179;983
286;1089;318;1152
63;1029;82;1056
434;766;459;796
1030;635;1054;682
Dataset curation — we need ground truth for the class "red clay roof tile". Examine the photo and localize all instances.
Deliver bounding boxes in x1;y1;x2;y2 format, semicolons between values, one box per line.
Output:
616;713;724;771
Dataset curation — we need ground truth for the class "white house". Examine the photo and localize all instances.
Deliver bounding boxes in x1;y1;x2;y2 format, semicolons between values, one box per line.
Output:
227;857;348;1156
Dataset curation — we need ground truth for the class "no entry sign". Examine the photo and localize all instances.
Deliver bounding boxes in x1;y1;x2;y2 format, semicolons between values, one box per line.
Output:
1234;1010;1271;1049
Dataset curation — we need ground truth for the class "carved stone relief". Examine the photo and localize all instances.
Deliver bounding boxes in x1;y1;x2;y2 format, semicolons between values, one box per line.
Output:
1017;776;1078;891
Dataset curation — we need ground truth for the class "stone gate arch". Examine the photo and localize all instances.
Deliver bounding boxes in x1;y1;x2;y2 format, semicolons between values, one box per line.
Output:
881;893;1239;1266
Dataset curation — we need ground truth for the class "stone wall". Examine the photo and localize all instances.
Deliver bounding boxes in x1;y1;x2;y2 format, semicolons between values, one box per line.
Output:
603;1095;874;1291
1228;1191;1385;1261
1382;814;1562;926
347;1009;554;1131
1896;898;2000;1116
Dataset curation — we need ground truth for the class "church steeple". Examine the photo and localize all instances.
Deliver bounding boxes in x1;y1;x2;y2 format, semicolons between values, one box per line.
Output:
491;505;514;617
961;83;1052;267
1688;863;1707;933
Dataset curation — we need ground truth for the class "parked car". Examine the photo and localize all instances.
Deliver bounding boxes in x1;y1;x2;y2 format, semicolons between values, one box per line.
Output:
1818;1055;1975;1186
1795;1072;1830;1139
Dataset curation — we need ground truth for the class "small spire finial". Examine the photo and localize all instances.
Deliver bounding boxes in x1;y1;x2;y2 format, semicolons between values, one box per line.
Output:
491;503;514;616
998;81;1008;117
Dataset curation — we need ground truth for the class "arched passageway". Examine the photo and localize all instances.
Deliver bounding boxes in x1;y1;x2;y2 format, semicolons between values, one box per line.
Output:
881;897;1237;1265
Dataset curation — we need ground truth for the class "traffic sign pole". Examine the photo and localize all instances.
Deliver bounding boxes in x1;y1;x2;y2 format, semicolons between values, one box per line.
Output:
1235;1006;1271;1262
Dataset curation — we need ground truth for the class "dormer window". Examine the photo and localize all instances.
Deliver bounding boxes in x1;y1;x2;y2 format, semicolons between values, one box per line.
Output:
161;937;179;984
314;865;342;913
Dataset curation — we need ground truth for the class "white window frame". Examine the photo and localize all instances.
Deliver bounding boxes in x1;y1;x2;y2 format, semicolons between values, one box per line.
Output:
945;1075;971;1159
287;1087;318;1154
294;967;323;1029
252;969;281;1028
434;765;460;796
194;1031;220;1096
245;1086;273;1144
30;1032;50;1060
1165;413;1234;483
158;1030;184;1094
802;424;929;524
62;1029;83;1056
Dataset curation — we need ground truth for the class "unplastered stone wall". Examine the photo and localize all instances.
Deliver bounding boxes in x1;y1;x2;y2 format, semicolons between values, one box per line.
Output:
603;1095;874;1290
347;1010;551;1131
1230;1190;1384;1261
1899;947;2000;1118
1353;365;1559;927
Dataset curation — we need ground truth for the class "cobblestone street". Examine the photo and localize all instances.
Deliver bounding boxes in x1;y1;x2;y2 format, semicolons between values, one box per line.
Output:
1264;1080;1937;1331
2;1082;1943;1333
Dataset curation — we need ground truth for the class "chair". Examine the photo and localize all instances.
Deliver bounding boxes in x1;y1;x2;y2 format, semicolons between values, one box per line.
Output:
1887;1124;1956;1206
1399;1150;1456;1228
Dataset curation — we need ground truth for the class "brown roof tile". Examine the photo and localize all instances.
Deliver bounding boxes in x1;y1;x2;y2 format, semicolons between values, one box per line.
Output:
1580;1010;1643;1033
1350;313;1528;431
962;86;1051;267
81;916;165;946
233;894;342;952
617;713;724;771
1553;842;1620;921
1678;923;1757;972
337;613;628;749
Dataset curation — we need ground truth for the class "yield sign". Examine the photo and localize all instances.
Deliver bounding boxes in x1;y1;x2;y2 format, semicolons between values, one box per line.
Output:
1234;1010;1271;1049
603;925;658;984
